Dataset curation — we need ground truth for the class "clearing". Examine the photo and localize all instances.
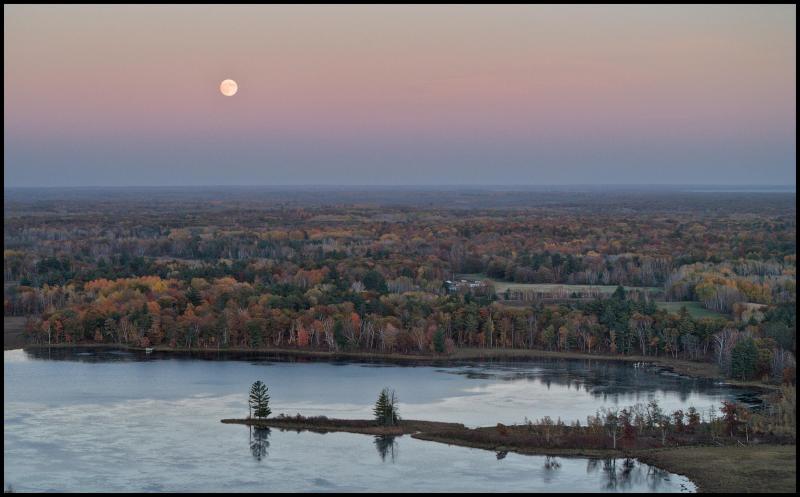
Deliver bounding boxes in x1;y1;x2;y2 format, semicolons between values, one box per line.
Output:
655;301;727;319
457;275;661;295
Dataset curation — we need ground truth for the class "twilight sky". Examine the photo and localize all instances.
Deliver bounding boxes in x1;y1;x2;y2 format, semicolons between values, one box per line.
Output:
4;4;796;186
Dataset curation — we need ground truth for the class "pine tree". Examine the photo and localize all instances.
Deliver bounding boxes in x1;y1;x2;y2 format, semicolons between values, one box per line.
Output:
334;320;347;350
374;389;389;424
249;380;272;419
374;387;399;426
433;328;446;354
678;311;695;337
731;338;758;381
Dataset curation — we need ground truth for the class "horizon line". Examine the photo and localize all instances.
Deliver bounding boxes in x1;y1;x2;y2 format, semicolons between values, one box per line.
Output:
4;183;796;189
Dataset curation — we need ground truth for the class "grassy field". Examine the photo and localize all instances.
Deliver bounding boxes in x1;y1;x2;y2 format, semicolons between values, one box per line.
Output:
637;445;796;493
456;274;661;295
655;301;727;319
457;275;727;320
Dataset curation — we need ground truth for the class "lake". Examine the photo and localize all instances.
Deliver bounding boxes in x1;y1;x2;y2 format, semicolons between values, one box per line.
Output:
5;348;757;492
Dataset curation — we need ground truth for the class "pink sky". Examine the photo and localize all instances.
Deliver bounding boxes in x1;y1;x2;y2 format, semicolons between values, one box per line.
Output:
4;4;796;186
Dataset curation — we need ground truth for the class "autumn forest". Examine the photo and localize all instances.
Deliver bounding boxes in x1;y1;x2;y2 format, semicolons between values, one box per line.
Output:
4;187;796;383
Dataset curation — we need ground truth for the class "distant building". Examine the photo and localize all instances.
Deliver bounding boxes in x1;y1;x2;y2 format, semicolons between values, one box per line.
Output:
445;278;483;293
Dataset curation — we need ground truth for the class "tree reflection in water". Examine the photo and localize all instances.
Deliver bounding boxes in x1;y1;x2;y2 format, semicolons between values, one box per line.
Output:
249;426;271;461
541;455;562;484
374;435;398;463
585;457;673;492
543;456;561;470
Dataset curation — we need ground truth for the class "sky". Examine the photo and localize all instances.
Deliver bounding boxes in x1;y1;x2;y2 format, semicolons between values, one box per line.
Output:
3;4;796;187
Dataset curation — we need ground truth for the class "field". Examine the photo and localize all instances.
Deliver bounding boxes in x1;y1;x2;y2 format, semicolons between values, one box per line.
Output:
637;445;797;493
457;274;662;296
458;276;729;320
655;301;727;319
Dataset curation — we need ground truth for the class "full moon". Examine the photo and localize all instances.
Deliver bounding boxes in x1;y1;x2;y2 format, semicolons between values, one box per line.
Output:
220;79;238;96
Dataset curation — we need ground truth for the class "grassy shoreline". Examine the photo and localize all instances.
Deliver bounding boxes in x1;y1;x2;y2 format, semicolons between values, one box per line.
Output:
222;415;796;493
636;445;797;493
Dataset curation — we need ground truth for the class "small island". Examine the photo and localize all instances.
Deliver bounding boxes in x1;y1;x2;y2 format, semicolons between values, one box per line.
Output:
222;416;465;437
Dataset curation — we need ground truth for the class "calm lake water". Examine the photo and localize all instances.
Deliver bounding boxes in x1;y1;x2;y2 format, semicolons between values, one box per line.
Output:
5;348;757;492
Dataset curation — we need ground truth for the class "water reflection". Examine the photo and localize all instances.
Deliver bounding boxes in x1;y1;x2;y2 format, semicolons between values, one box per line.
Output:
544;455;562;470
9;348;760;428
234;425;690;492
20;347;758;407
585;457;677;492
373;435;398;463
538;455;560;484
245;426;400;464
444;360;762;410
450;360;715;402
249;427;271;461
22;347;141;363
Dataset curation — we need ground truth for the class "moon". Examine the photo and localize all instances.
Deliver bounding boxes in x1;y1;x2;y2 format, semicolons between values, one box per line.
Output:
220;79;238;96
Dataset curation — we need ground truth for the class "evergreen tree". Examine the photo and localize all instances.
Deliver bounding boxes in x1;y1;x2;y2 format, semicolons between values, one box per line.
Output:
363;270;388;294
374;387;399;426
464;309;478;336
247;320;264;348
731;338;758;381
433;328;446;354
686;406;701;433
137;302;152;331
677;311;695;337
764;321;793;350
186;286;202;306
333;319;348;349
374;389;389;424
249;380;272;419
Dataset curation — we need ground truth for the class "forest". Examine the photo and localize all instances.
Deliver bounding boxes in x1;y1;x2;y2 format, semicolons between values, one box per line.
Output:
4;188;796;384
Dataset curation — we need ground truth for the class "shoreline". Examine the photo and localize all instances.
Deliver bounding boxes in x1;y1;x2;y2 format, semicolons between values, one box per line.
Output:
19;342;778;391
221;416;796;493
221;416;632;456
